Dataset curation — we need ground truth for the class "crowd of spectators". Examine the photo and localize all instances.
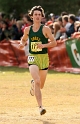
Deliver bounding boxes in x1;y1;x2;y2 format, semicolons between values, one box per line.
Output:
0;12;33;41
0;10;80;42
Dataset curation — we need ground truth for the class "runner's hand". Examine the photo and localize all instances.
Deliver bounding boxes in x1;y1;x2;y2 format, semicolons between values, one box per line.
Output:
19;43;24;49
37;43;44;49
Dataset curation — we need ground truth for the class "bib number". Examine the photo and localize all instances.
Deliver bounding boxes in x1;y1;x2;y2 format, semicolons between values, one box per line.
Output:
31;42;42;52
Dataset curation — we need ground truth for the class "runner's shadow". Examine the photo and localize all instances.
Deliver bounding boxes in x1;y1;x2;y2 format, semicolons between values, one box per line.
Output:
42;120;55;124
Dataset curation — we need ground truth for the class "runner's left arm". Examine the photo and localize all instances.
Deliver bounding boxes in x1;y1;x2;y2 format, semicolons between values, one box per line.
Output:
37;26;57;49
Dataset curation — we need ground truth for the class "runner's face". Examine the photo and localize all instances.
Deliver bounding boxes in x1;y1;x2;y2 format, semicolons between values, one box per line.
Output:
32;10;42;23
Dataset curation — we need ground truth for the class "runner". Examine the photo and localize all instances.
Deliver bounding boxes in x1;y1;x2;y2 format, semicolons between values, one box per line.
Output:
20;5;57;115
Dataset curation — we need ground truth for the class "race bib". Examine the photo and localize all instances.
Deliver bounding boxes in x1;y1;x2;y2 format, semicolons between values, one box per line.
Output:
31;42;42;52
28;56;35;62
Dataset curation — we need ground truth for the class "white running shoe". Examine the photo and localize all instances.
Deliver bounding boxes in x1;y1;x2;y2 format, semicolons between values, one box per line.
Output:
30;80;34;96
40;108;46;115
39;106;46;115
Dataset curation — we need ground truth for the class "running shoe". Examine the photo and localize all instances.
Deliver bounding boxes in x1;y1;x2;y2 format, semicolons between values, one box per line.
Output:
30;80;34;96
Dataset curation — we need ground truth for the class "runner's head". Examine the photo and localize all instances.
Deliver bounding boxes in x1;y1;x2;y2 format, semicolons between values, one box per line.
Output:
28;6;45;18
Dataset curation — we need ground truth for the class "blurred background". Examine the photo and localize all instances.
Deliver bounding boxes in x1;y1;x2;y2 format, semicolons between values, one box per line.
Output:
0;0;80;20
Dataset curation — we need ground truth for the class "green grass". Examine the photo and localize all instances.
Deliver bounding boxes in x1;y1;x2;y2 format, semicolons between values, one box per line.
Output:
0;65;80;88
0;65;80;80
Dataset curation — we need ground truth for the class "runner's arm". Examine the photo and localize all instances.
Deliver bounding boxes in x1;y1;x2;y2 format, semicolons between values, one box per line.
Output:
44;26;57;48
20;27;29;46
37;26;57;49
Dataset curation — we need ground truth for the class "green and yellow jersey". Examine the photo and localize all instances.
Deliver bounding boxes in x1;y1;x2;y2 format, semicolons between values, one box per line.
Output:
29;24;48;54
28;24;49;69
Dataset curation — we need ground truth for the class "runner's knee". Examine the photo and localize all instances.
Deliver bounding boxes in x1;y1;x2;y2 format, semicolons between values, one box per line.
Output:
34;78;40;87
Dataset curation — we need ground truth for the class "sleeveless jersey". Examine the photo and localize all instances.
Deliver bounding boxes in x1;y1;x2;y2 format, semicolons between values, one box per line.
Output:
29;24;48;54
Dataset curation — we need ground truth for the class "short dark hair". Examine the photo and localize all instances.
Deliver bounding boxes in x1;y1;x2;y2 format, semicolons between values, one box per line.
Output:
61;11;68;16
57;16;62;22
62;15;69;22
69;14;75;22
28;6;45;17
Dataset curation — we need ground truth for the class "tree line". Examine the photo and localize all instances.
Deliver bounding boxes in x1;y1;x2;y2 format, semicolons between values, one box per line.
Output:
0;0;80;19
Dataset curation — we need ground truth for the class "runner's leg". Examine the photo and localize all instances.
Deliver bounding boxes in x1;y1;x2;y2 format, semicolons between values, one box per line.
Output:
39;69;48;89
29;65;42;107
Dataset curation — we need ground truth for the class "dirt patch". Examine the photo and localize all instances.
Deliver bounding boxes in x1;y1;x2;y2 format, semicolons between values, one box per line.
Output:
0;70;80;124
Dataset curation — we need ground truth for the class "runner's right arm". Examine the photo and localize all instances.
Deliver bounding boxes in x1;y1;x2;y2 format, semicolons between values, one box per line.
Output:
20;27;30;46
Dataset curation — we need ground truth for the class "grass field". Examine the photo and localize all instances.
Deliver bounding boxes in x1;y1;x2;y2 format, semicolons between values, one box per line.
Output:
0;66;80;124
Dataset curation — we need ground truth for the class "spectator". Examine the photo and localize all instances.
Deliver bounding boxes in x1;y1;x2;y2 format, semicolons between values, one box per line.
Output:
9;18;19;40
74;21;80;32
16;20;23;40
57;16;63;27
0;20;10;41
49;23;54;34
48;13;55;22
61;11;68;17
53;22;62;40
45;21;54;34
60;15;71;39
60;14;75;37
45;13;55;28
21;14;33;32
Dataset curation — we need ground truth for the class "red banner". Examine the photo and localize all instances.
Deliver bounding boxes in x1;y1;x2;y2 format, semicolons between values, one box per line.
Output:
0;39;80;73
